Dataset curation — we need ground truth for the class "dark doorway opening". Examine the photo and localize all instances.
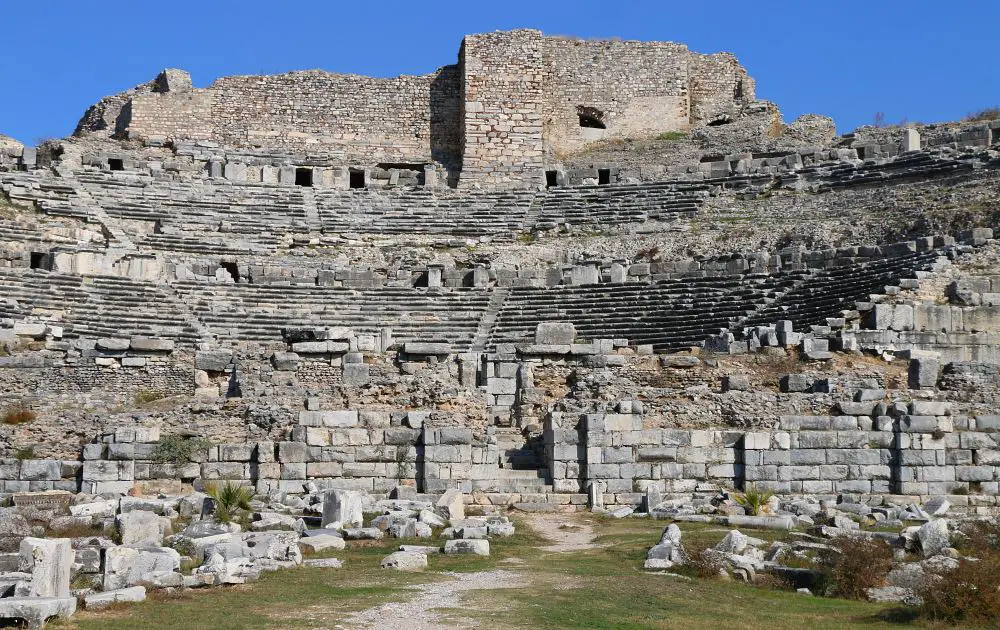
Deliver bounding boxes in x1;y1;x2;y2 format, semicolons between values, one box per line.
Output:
707;118;731;127
598;169;611;185
108;158;124;171
577;105;606;129
221;261;239;282
349;170;366;189
294;168;313;187
545;170;558;188
29;252;46;270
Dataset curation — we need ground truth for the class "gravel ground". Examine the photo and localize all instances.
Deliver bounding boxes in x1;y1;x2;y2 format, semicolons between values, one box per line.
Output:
340;569;526;630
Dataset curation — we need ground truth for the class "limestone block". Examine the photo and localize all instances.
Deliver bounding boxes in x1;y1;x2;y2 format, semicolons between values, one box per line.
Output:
277;442;308;463
18;460;60;482
116;511;171;546
298;410;359;428
0;597;76;629
19;537;72;597
85;585;147;610
908;358;939;389
129;337;175;352
299;535;345;553
722;375;750;392
96;337;131;351
902;128;921;152
271;352;300;370
443;539;489;556
195;350;232;372
321;489;364;528
82;460;133;482
342;364;369;386
435;488;465;521
12;323;46;339
437;428;473;445
224;162;247;181
780;374;812;393
104;545;181;591
535;322;576;345
380;551;427;571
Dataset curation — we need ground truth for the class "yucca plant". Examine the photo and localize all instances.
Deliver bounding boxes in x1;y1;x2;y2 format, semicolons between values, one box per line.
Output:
734;483;775;516
205;481;254;525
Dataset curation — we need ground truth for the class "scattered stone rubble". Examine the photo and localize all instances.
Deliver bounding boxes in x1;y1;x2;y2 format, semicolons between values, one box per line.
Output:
637;490;987;606
0;485;513;627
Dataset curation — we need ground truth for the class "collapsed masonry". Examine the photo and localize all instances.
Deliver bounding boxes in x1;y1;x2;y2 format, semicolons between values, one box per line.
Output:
0;28;1000;518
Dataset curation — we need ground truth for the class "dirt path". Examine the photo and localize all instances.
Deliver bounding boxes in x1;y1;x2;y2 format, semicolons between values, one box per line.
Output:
523;513;599;552
339;568;526;629
341;512;596;629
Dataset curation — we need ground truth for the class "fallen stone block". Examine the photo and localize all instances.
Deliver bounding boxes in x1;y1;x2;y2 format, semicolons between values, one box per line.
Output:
321;489;364;528
19;537;72;598
298;535;345;553
380;551;427;571
84;586;146;610
435;488;465;522
0;597;76;629
103;546;180;591
116;511;171;546
443;539;490;556
342;528;383;540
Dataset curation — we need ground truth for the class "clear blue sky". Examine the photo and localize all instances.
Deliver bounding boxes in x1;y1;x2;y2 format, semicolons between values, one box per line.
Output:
1;1;997;145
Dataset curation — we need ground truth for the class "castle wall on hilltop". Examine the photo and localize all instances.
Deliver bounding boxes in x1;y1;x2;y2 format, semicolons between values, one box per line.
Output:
111;29;752;188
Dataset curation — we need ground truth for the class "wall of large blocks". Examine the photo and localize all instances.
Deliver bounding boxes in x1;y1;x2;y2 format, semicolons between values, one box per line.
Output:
546;405;1000;499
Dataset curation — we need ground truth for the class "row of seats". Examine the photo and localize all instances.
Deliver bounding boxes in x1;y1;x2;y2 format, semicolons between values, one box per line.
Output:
0;269;202;343
172;281;494;349
536;181;707;230
315;188;536;239
0;247;942;352
741;250;942;331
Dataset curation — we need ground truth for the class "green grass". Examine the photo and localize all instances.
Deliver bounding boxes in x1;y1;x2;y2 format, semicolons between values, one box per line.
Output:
61;514;956;630
656;131;687;142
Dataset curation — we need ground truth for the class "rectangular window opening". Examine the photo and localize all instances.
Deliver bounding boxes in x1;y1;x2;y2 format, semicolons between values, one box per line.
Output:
545;170;558;188
294;167;313;187
598;169;611;185
349;170;366;189
108;158;124;171
29;252;46;270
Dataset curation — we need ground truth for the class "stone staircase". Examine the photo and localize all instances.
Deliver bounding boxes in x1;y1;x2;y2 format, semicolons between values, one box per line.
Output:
471;427;552;494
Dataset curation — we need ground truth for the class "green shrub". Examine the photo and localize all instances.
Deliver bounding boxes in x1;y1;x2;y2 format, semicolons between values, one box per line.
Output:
205;481;254;525
135;389;167;405
13;445;35;460
151;435;212;466
827;537;893;599
656;131;686;142
734;483;774;516
3;402;36;425
919;554;1000;624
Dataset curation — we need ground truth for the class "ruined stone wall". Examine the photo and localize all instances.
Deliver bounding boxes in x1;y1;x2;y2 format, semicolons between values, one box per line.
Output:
688;52;754;124
541;37;691;156
459;30;546;188
126;67;463;172
125;90;214;142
